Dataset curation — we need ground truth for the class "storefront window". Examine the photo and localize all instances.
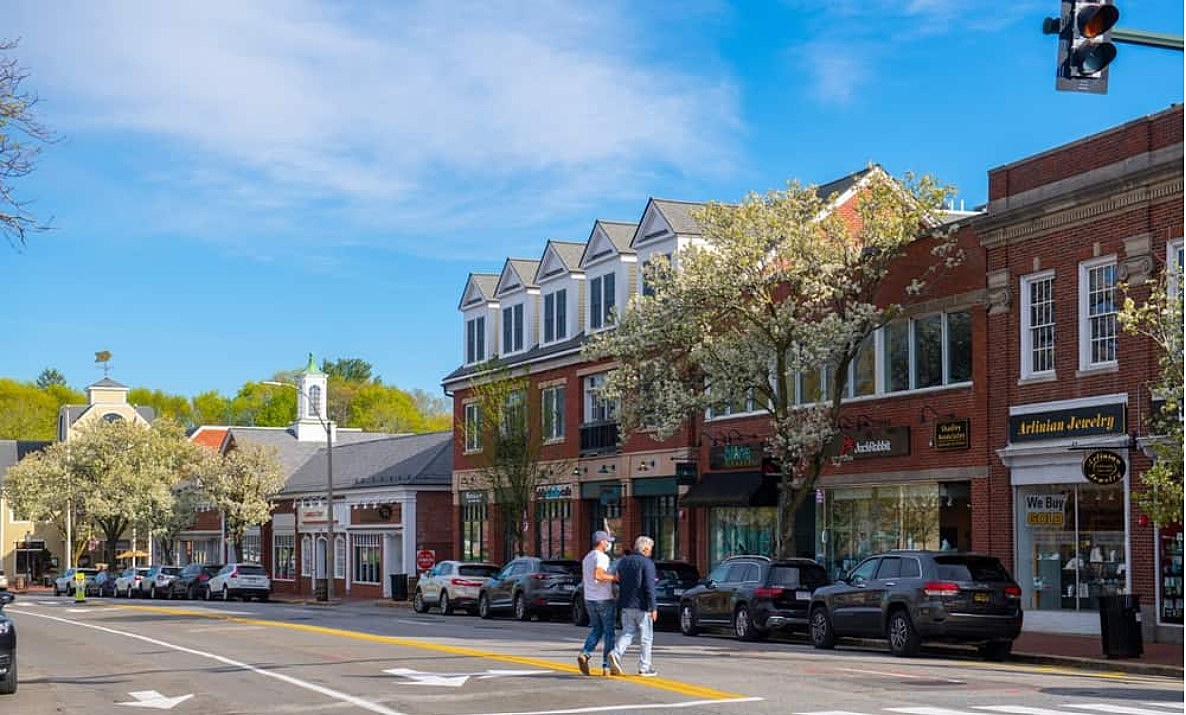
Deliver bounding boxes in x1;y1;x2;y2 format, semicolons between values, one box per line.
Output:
639;495;678;561
535;499;571;558
708;507;776;567
1158;526;1183;625
818;484;940;580
589;490;623;541
461;497;488;562
1016;483;1126;612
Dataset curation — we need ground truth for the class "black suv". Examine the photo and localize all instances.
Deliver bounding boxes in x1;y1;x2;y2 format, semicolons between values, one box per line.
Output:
678;555;829;641
809;550;1023;660
167;563;223;599
478;557;580;621
0;591;15;694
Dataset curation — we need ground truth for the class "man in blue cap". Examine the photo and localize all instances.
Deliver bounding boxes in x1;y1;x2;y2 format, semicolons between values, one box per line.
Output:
577;530;618;676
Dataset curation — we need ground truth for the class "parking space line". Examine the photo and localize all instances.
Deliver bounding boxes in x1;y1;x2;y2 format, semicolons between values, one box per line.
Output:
113;603;756;702
10;608;408;715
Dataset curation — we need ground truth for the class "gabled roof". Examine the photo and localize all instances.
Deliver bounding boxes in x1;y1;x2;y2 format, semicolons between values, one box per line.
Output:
459;273;499;311
494;258;541;297
282;431;453;493
631;198;705;248
88;377;128;390
0;441;52;481
815;165;878;202
189;426;229;451
223;426;395;476
535;241;586;283
580;220;638;267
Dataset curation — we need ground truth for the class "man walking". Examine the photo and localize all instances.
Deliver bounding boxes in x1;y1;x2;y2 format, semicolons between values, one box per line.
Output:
608;535;659;677
577;530;618;676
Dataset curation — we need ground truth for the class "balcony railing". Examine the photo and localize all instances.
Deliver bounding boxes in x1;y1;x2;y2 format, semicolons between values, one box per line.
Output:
579;420;619;456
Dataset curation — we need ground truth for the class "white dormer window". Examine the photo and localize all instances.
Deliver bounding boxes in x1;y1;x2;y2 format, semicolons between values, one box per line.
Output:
543;289;568;343
466;316;486;364
590;272;616;330
502;304;524;354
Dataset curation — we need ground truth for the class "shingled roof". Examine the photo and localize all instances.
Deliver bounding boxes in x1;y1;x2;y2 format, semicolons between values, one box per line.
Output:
282;431;452;494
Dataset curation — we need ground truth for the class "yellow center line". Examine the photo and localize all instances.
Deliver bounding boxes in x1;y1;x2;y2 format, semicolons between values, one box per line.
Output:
109;604;750;701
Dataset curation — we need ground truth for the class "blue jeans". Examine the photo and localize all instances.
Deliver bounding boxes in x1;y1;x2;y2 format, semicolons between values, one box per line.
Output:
581;600;617;666
613;608;654;672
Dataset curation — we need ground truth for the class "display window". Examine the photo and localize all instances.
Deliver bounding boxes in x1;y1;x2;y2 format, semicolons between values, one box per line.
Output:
1159;525;1183;624
816;484;945;580
1015;483;1126;612
534;499;571;559
708;507;775;567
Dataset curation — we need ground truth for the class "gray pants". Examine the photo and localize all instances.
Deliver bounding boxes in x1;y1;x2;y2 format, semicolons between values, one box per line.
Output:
612;608;654;672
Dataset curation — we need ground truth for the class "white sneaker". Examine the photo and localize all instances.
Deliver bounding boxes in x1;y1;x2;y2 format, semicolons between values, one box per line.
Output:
638;668;658;677
607;652;624;676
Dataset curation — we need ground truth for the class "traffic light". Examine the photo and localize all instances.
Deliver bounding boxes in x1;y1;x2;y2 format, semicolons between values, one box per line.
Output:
1043;1;1120;94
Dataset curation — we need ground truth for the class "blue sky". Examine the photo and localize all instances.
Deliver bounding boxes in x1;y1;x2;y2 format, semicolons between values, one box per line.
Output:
4;1;1182;400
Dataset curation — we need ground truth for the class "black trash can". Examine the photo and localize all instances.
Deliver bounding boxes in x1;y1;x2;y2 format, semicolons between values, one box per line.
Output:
1099;593;1143;658
389;573;408;601
314;578;328;602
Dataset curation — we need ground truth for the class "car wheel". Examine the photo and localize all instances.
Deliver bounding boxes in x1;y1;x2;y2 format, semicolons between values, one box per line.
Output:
733;605;763;641
204;586;212;602
149;586;157;600
810;605;836;649
513;593;530;621
186;585;195;600
478;593;492;619
221;586;229;601
979;639;1013;661
412;589;428;613
571;597;588;627
887;609;921;657
0;655;16;695
52;586;59;597
439;591;453;616
679;603;699;636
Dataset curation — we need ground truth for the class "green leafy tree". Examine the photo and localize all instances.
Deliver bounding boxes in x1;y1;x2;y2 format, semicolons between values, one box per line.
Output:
1;440;94;563
410;388;452;431
129;387;195;428
322;357;375;383
152;482;207;566
1120;274;1184;525
0;378;57;439
190;390;233;426
35;368;67;389
231;382;294;427
588;169;959;558
349;382;423;433
195;444;284;562
1;39;56;249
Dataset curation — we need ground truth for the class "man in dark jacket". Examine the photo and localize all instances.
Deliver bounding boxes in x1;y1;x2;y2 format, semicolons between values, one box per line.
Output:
607;535;658;677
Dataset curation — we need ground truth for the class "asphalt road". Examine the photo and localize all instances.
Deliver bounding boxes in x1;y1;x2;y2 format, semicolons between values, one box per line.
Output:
2;595;1181;715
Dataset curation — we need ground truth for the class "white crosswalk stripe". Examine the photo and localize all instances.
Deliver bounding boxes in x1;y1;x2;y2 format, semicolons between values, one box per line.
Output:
886;709;980;715
1064;705;1186;715
1141;705;1185;711
978;707;1105;715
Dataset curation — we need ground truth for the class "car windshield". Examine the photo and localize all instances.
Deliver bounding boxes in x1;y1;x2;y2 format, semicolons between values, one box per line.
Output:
202;565;223;575
770;564;829;589
934;555;1012;582
540;561;580;575
237;565;266;576
80;569;99;576
458;564;499;578
161;567;181;575
657;566;699;586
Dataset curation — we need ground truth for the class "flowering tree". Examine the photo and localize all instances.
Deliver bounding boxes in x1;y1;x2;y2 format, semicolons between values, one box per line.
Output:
195;444;284;561
2;440;94;563
587;168;959;558
1119;274;1184;526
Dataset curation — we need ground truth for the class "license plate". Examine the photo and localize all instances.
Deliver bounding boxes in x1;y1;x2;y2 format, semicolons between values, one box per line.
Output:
974;592;990;603
559;584;573;591
796;590;812;601
673;588;684;597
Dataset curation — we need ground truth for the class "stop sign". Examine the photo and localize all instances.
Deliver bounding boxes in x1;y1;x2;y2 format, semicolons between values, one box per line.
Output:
416;549;436;572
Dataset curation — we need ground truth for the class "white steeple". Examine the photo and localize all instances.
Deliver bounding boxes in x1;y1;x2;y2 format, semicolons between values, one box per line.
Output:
294;353;334;443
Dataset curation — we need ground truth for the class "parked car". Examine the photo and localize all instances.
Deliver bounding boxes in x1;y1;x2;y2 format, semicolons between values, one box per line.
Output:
53;568;99;597
478;557;581;621
114;567;150;598
140;565;182;599
206;563;271;602
808;550;1022;660
0;569;7;591
413;561;500;615
93;569;120;598
167;563;223;600
678;555;828;641
0;591;16;694
572;559;700;629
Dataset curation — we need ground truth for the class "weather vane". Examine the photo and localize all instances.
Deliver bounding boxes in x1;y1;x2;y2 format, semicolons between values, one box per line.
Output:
94;350;112;378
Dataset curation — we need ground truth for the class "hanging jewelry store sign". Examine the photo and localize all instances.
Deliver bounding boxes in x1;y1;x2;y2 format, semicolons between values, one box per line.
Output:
826;426;911;463
1008;403;1126;443
1082;450;1126;485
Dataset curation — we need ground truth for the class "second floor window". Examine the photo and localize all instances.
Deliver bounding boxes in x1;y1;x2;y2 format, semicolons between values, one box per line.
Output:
590;272;616;330
465;402;483;452
501;389;526;439
502;303;524;354
466;316;486;364
1080;258;1117;368
584;373;618;423
1021;272;1055;377
542;385;566;440
883;309;973;393
543;289;567;343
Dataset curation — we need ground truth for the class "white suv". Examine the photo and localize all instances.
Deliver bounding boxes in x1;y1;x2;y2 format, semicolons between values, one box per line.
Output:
206;563;271;602
414;561;499;615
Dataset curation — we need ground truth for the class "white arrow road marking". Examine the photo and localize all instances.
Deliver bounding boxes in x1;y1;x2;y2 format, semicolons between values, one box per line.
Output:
385;667;550;687
117;690;194;710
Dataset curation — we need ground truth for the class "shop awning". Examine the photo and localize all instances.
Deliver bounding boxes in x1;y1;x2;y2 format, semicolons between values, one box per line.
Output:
680;471;778;508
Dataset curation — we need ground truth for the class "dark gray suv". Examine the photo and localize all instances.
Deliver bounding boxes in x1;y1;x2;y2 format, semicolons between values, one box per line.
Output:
809;550;1022;660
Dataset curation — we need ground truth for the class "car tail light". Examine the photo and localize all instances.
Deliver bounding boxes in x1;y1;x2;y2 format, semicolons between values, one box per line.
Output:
753;587;785;598
230;568;239;578
1004;584;1022;599
922;581;961;597
451;578;484;587
134;576;142;582
198;574;209;582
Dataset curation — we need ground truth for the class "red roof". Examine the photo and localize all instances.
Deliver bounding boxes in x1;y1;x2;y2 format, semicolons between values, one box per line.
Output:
190;427;229;451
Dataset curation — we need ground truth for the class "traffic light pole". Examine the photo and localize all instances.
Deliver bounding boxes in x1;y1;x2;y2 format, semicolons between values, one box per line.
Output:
1110;29;1183;51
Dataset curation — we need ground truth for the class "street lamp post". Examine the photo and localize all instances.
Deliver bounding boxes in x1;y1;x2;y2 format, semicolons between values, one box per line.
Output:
264;380;335;601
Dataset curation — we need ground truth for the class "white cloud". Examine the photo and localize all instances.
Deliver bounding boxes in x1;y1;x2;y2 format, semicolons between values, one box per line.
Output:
10;1;740;258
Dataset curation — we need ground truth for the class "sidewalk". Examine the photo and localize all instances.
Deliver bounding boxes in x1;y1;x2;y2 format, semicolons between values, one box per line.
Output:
15;585;1180;678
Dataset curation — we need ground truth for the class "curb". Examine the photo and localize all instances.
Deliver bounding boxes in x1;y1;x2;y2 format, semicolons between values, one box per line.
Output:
1010;651;1184;679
